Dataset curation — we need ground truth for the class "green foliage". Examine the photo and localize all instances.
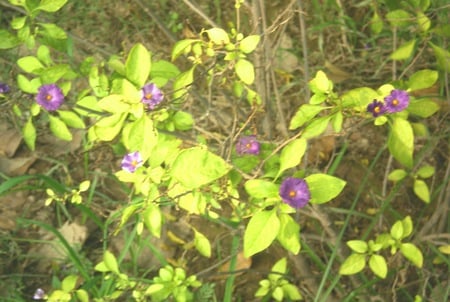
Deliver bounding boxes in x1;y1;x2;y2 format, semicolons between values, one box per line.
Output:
254;258;302;301
2;0;445;300
340;216;423;279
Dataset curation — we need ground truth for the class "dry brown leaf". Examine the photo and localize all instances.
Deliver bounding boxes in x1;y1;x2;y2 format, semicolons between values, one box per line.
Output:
39;129;84;156
325;60;352;83
0;155;37;176
0;127;22;157
218;252;252;274
31;221;88;272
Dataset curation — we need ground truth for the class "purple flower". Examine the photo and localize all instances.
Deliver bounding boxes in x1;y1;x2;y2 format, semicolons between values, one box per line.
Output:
121;151;143;173
279;177;311;209
236;135;260;155
33;288;46;300
367;100;387;117
36;84;64;111
140;83;164;110
0;83;10;94
384;89;409;113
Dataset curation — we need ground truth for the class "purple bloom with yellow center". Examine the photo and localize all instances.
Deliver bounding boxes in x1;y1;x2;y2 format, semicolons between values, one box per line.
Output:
279;177;311;209
121;151;143;173
36;84;64;111
384;89;409;113
367;100;387;117
0;83;10;94
236;135;260;155
140;83;164;110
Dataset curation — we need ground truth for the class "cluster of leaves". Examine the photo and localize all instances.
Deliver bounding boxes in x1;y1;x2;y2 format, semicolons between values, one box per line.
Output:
340;216;423;279
370;0;449;70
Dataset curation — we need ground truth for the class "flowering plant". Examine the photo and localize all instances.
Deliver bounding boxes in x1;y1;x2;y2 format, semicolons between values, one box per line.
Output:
0;0;447;301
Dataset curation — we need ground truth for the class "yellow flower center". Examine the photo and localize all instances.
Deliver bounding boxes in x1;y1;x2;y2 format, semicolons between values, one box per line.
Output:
131;160;138;167
289;190;296;198
45;94;52;101
374;106;381;113
392;99;399;106
145;93;153;100
246;143;252;149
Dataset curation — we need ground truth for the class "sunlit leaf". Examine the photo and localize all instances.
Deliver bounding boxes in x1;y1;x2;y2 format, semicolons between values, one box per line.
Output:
339;253;366;275
244;210;280;257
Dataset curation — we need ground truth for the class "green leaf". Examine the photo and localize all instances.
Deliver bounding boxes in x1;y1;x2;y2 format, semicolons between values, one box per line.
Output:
93;113;127;141
126;43;151;87
269;258;287;281
369;254;387;278
58;110;85;129
38;23;67;42
390;39;416;60
61;275;78;292
309;70;332;94
150;59;180;87
171;39;198;61
36;0;68;12
277;214;301;254
89;66;109;98
429;42;450;72
94;261;108;272
173;66;195;100
272;286;284;301
235;59;255;85
143;203;162;238
386;9;412;27
305;174;346;204
173;111;194;130
302;116;331;140
331;111;343;132
390;220;404;240
407;99;440;118
17;75;40;94
97;94;130;113
239;35;260;53
171;147;231;189
370;11;383;34
289;104;325;130
17;56;44;74
75;289;89;302
123;115;158;161
244;179;279;199
401;216;413;238
400;243;423;267
416;11;431;32
388;118;414;168
416;165;435;179
277;138;307;178
193;228;212;258
244;210;280;257
413;179;430;203
388;169;408;181
205;28;230;45
103;250;120;274
37;45;53;66
407;69;438;91
340;87;378;110
40;64;73;84
0;29;20;49
282;283;303;301
23;118;36;151
339;253;366;275
49;115;72;141
347;240;368;253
